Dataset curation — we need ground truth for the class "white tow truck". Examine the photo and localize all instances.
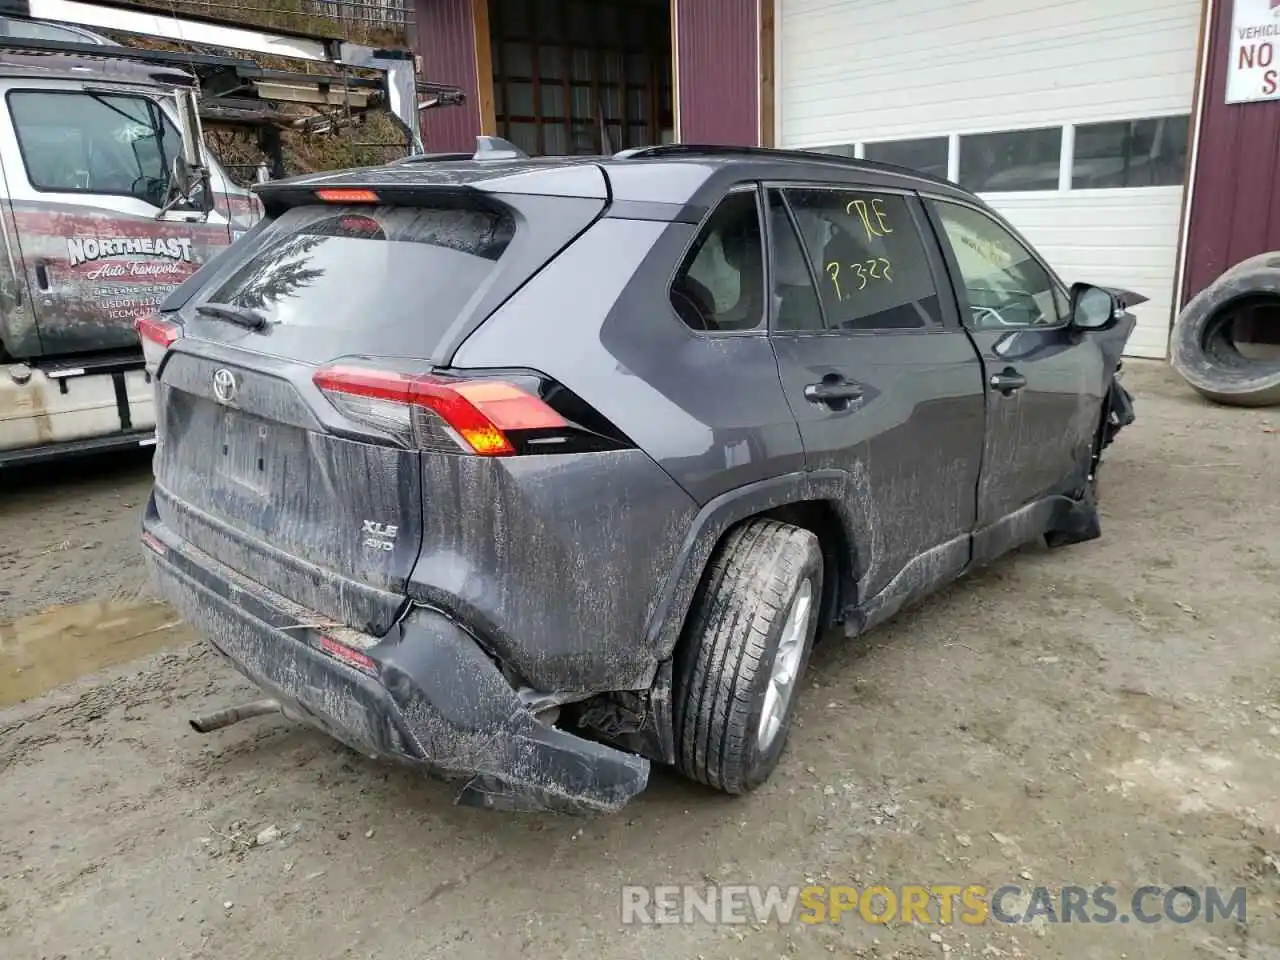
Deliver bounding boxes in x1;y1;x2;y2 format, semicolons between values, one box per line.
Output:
0;0;460;465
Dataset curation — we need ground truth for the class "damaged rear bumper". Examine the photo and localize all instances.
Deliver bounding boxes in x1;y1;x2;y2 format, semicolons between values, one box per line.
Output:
141;497;649;814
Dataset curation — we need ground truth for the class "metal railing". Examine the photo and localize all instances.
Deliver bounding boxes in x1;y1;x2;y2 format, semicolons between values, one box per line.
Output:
122;0;414;40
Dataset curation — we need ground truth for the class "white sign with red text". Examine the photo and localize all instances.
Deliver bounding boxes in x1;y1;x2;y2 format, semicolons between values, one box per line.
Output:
1227;0;1280;103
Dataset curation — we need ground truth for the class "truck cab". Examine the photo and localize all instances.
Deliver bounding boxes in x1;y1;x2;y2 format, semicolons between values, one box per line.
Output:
0;52;259;464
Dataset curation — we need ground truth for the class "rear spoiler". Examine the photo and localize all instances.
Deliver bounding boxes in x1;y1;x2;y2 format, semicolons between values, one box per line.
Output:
251;137;613;216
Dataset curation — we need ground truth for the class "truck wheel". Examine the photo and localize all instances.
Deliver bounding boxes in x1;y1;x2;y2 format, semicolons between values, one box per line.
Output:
674;519;823;795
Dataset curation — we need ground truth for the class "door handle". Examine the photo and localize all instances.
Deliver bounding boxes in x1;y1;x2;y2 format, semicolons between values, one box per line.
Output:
804;377;864;407
34;260;50;292
989;368;1027;396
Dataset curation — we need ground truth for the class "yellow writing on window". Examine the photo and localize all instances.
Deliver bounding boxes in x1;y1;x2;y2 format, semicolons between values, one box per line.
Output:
846;197;894;243
826;261;842;301
824;259;893;300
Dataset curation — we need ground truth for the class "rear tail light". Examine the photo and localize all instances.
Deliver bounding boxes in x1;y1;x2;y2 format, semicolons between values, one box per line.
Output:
315;188;380;204
135;314;180;375
312;363;631;456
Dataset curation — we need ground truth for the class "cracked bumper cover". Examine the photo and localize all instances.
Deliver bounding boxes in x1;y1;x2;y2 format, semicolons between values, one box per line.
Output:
142;503;650;814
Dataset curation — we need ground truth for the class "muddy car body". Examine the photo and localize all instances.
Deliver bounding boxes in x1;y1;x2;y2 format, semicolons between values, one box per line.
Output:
142;143;1136;812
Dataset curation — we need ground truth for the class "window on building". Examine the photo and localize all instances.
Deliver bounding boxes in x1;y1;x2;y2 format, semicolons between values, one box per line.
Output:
1072;115;1190;189
958;127;1062;193
784;189;942;331
8;91;179;205
864;137;949;180
490;0;672;156
767;191;824;332
670;189;766;332
931;201;1064;330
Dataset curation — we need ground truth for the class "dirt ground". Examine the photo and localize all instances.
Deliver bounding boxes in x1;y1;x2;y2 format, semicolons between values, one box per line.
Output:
2;361;1279;960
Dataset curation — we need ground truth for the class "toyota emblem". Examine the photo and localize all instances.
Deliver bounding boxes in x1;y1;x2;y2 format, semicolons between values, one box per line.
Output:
212;368;238;405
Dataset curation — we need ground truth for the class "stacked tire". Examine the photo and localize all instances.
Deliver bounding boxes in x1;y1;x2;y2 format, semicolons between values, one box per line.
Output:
1171;252;1280;407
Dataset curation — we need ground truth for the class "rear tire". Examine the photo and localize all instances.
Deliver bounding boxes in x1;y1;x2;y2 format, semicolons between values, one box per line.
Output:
674;519;823;795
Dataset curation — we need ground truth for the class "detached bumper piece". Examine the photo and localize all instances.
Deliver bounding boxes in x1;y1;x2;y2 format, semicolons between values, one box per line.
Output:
142;498;649;814
1102;380;1136;449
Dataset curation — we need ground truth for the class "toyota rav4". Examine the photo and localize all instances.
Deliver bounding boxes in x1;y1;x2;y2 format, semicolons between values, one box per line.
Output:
140;140;1137;813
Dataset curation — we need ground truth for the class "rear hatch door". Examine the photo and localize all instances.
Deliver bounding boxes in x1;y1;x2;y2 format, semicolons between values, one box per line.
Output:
153;178;605;636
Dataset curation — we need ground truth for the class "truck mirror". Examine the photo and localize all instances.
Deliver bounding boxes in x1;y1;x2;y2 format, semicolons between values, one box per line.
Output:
171;155;193;198
161;88;213;215
174;88;206;172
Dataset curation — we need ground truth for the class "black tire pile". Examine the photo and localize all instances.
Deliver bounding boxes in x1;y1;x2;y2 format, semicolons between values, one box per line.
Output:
1172;252;1280;407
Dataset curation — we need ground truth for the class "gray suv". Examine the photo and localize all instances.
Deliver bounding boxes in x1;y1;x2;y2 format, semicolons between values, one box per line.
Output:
139;141;1137;813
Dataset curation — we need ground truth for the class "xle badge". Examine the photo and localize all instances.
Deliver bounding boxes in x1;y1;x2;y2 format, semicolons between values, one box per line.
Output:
362;521;399;553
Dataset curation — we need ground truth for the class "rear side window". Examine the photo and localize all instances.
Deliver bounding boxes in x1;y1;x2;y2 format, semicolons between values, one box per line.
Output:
767;190;823;333
670;189;765;332
204;204;514;336
784;189;942;331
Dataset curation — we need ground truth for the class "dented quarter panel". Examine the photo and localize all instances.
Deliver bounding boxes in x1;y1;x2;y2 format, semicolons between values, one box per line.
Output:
410;449;698;693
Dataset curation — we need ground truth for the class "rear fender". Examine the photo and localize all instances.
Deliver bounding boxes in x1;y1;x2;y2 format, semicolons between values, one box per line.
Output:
644;469;866;665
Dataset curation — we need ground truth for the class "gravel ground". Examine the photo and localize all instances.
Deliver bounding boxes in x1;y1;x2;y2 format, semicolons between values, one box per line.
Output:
1;361;1279;960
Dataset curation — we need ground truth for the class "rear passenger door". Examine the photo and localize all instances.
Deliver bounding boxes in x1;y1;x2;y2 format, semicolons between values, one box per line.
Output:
766;185;985;619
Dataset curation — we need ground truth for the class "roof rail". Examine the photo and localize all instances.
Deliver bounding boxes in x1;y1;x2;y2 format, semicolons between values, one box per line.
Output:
611;143;953;187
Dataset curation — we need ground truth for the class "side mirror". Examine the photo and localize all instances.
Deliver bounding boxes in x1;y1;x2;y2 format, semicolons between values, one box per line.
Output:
170;154;193;198
1069;282;1119;332
174;88;206;173
169;88;212;214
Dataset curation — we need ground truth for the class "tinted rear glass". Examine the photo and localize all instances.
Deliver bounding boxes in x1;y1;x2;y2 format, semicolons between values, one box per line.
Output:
204;204;514;342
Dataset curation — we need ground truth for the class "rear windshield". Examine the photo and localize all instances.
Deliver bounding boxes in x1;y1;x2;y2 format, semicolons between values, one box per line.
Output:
203;204;514;342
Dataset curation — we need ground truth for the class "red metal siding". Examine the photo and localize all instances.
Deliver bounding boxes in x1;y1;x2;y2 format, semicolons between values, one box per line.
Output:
1183;0;1280;301
675;0;758;145
414;0;484;152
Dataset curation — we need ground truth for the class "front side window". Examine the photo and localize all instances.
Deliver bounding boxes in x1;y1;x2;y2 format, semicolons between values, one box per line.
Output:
670;189;765;332
931;201;1063;330
783;188;942;331
8;91;179;205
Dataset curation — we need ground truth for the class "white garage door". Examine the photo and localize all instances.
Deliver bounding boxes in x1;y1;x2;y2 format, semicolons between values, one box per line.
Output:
776;0;1202;359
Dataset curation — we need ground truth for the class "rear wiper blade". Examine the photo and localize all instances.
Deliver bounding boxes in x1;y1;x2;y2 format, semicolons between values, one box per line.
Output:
195;302;268;331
